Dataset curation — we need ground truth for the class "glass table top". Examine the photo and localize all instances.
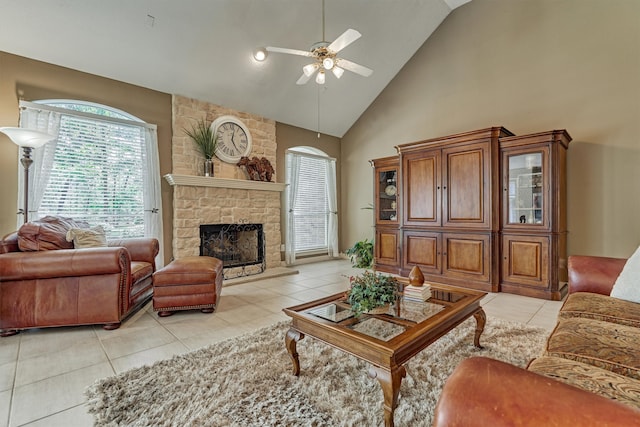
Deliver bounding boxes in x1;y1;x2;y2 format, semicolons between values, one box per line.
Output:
303;288;468;342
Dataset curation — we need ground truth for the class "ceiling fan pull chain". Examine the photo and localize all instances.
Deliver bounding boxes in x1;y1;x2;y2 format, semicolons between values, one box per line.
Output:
317;85;321;138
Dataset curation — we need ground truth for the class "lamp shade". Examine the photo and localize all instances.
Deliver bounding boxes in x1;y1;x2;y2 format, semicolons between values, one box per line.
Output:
322;57;334;70
0;127;55;148
303;63;319;77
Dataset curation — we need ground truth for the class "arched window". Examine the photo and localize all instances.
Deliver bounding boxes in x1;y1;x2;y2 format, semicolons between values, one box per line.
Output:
285;147;338;264
18;99;164;264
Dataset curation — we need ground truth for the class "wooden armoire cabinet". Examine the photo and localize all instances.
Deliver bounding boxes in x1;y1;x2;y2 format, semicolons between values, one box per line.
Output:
371;127;570;300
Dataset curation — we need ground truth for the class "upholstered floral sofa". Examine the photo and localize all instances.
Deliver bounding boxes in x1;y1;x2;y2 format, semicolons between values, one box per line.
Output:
432;252;640;426
0;216;159;336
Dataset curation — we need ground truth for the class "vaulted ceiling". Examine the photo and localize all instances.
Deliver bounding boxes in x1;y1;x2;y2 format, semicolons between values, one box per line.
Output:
0;0;470;137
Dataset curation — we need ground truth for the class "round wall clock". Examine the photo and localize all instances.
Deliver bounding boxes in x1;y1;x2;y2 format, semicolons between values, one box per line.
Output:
210;115;252;163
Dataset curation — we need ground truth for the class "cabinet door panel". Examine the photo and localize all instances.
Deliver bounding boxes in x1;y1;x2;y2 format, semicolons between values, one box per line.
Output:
443;233;490;282
502;235;549;288
502;146;551;231
373;161;399;225
403;151;440;226
402;230;441;274
443;142;489;228
375;228;399;267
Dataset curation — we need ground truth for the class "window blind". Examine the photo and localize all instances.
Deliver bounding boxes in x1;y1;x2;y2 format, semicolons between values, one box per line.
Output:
291;155;329;252
37;109;146;239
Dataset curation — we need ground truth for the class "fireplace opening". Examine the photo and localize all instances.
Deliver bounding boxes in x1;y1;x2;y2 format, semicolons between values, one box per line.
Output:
200;223;265;279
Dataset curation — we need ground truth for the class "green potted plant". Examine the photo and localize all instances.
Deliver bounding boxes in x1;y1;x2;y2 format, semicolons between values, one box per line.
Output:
345;238;374;268
184;118;217;176
347;270;398;317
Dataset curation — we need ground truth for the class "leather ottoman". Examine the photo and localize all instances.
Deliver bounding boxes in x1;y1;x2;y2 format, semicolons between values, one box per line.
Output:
152;256;223;317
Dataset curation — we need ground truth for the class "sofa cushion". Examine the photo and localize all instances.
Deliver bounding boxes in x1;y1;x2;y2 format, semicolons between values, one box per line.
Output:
66;225;107;249
18;216;90;251
528;356;640;410
559;292;640;328
611;245;640;303
131;261;154;285
546;317;640;380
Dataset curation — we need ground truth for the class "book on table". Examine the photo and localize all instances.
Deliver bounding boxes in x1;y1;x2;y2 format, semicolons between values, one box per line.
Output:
403;284;432;302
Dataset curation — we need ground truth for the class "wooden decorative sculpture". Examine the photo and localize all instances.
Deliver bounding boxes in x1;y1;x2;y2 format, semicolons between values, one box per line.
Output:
237;156;274;182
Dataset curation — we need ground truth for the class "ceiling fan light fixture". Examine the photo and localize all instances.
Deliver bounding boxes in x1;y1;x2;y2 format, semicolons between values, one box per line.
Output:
303;63;318;77
322;57;334;70
332;66;344;79
315;70;326;84
253;48;267;61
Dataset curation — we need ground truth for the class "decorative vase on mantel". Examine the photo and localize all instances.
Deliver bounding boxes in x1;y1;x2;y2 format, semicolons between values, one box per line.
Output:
204;158;214;177
183;118;218;178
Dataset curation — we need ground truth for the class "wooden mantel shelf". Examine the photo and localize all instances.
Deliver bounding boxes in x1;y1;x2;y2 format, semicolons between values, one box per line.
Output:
164;174;287;192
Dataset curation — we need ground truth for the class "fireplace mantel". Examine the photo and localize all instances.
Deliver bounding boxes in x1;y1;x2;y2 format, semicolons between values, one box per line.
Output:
164;174;287;192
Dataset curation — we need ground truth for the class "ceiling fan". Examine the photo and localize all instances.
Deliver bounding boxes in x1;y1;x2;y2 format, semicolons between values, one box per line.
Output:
256;1;373;85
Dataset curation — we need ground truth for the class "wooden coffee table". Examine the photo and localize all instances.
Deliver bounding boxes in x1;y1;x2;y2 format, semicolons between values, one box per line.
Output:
283;281;486;427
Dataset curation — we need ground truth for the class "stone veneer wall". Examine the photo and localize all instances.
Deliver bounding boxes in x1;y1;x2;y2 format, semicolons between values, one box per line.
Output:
170;95;282;269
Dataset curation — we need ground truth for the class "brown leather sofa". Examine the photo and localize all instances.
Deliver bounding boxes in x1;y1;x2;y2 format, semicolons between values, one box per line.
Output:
432;357;640;426
432;255;640;426
0;217;159;336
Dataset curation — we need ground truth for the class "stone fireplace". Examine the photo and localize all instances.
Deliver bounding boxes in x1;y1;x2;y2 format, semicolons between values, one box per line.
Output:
166;95;286;273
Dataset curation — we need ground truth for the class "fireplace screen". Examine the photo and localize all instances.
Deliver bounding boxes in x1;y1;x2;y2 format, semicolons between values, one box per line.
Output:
200;223;265;279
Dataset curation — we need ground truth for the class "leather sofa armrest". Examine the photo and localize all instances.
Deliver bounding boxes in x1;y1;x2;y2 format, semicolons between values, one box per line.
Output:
0;247;131;281
432;357;640;427
0;232;19;254
568;255;626;295
108;237;159;265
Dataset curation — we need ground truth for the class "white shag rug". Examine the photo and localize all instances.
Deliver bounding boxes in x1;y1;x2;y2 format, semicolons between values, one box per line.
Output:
86;317;547;426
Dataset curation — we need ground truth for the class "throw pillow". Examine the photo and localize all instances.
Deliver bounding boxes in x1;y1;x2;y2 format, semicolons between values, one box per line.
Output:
611;245;640;303
66;225;107;249
17;216;90;251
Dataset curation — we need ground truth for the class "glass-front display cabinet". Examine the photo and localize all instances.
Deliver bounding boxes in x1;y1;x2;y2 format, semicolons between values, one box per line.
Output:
370;156;400;274
505;150;547;226
499;130;571;300
370;156;399;224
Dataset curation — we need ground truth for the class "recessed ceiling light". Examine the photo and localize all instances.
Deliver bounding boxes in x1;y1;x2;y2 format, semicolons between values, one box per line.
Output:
253;48;267;62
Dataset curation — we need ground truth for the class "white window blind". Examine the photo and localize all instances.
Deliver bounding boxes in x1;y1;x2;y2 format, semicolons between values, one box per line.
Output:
291;155;329;253
36;103;146;239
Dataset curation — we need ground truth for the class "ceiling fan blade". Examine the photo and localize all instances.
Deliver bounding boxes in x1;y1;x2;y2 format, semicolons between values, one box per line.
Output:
336;58;373;77
327;29;361;53
296;72;313;85
265;46;313;57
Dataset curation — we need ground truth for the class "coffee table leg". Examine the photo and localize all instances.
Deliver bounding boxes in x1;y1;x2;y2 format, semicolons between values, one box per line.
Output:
285;328;304;376
368;365;406;427
473;308;486;349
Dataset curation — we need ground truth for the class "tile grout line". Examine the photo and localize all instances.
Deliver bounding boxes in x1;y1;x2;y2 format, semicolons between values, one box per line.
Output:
5;336;21;427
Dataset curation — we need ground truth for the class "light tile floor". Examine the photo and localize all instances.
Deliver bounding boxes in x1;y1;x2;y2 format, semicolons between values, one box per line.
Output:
0;259;564;427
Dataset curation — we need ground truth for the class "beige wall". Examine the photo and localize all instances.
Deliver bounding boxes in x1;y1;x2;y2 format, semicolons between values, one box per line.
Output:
0;52;174;264
341;0;640;258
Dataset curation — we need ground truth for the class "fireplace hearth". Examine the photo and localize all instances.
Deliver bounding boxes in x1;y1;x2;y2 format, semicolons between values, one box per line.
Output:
200;223;265;279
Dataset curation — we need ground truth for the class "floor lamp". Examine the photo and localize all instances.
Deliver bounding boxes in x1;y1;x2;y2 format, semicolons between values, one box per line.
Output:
0;127;56;224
